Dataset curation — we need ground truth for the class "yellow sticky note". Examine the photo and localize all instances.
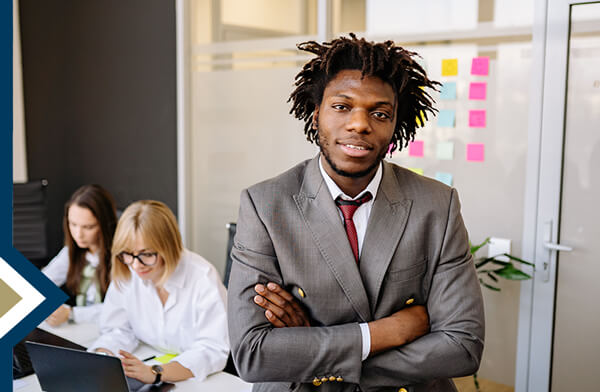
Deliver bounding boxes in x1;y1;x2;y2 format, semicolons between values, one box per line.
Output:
408;168;424;175
441;59;458;76
155;354;177;364
416;110;425;127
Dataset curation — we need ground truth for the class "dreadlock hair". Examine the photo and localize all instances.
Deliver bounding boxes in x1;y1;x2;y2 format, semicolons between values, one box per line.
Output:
289;33;440;153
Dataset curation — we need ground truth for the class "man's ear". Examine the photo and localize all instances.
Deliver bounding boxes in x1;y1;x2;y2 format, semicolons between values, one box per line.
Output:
312;106;319;129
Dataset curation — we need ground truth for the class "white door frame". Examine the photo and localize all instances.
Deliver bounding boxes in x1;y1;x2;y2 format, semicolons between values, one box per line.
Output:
515;1;598;390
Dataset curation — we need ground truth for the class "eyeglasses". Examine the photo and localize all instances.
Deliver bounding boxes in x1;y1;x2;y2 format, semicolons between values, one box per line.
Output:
118;251;158;266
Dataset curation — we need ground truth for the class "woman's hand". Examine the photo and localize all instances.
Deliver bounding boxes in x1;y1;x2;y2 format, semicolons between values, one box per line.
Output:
119;350;155;384
94;348;115;356
46;305;71;326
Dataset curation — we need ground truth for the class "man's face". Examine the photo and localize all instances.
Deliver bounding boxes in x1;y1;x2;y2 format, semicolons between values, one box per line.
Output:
315;69;396;182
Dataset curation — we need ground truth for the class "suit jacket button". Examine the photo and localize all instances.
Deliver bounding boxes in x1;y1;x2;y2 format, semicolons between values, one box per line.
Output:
336;376;343;382
398;388;408;392
329;376;336;382
321;377;328;383
298;288;306;298
312;378;322;386
405;298;414;305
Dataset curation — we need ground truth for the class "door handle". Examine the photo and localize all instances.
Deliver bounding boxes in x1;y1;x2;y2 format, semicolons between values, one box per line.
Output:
543;242;573;252
540;220;574;282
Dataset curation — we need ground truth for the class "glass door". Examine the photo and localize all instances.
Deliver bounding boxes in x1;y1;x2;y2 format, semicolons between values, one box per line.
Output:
520;1;600;390
550;3;600;391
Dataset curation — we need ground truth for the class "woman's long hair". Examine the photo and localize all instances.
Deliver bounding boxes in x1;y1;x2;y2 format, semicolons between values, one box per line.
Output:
63;184;117;299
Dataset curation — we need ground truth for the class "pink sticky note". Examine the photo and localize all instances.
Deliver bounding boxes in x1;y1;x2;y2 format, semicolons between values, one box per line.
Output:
466;144;485;162
387;143;394;156
471;57;489;76
469;110;486;128
469;82;487;100
408;140;424;157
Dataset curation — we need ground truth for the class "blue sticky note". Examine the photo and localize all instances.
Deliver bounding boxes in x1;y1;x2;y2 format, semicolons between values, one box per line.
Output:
437;109;455;127
435;172;453;186
440;82;457;100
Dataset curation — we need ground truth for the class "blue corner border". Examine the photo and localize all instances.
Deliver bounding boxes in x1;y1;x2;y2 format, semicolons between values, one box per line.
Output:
1;1;68;391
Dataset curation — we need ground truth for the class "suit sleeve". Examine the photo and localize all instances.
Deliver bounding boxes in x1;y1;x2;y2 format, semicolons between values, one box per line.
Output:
228;189;364;384
360;188;485;388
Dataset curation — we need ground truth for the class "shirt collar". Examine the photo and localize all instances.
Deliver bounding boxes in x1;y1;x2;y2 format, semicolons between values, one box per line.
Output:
163;250;187;290
318;155;382;201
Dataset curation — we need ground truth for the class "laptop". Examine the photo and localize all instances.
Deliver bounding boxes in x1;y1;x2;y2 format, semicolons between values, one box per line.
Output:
26;342;174;392
13;327;86;379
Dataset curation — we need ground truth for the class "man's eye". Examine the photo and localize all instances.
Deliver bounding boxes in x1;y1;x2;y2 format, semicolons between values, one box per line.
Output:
373;112;390;120
332;104;347;110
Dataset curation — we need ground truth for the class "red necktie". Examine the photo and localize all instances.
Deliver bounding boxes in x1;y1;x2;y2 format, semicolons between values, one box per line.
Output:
335;192;372;263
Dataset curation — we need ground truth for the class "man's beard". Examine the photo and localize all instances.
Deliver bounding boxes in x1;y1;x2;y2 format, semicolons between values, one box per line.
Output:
317;132;388;179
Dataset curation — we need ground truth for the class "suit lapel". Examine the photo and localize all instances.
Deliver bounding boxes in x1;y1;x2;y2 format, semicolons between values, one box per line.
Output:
293;156;372;322
360;162;412;311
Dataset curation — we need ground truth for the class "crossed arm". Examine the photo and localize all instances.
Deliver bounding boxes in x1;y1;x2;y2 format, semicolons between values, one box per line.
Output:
253;282;429;356
229;188;484;388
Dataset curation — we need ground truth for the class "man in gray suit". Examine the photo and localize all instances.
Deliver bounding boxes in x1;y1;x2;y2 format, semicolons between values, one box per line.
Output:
228;34;484;392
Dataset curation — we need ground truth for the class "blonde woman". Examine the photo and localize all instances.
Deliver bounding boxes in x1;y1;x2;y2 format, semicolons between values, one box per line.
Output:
88;200;229;384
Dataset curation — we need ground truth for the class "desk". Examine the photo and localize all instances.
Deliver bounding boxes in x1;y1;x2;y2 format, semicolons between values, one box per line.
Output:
14;322;252;392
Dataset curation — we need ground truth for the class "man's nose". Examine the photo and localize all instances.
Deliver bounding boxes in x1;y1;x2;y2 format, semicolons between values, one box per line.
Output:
346;109;371;133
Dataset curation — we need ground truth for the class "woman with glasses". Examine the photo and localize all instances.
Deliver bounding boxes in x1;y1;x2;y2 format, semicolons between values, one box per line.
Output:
42;184;117;326
88;200;229;384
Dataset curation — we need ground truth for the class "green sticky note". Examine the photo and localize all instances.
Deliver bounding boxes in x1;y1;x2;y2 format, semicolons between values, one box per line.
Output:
436;141;454;160
155;354;178;364
408;167;424;175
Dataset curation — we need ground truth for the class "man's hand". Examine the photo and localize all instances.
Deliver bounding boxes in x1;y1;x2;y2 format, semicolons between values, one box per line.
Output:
368;305;429;355
46;305;71;326
254;282;310;327
119;350;155;384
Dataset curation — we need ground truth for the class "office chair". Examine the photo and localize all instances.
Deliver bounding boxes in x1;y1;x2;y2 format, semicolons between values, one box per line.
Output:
13;179;49;268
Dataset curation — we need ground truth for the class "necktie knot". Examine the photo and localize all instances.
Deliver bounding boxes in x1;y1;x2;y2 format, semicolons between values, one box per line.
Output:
335;193;372;220
335;192;372;263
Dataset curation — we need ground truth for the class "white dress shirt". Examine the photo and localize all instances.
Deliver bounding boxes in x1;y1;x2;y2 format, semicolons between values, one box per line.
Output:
318;158;383;361
42;246;103;323
88;249;229;381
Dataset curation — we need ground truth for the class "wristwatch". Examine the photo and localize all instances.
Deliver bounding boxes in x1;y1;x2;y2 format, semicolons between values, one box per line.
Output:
151;364;163;385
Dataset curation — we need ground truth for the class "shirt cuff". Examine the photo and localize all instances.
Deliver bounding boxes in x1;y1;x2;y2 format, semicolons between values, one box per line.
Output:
359;322;371;361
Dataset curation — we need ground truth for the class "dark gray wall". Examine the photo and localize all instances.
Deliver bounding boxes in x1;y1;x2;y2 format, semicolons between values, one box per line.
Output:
19;0;178;261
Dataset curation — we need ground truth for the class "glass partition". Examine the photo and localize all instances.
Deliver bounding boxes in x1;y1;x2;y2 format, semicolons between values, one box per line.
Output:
187;2;536;389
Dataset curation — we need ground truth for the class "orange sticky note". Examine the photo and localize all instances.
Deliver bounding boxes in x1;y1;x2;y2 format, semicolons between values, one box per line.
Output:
441;59;458;76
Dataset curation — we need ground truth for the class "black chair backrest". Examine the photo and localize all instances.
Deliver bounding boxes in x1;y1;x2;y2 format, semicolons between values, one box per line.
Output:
13;179;49;268
223;222;237;289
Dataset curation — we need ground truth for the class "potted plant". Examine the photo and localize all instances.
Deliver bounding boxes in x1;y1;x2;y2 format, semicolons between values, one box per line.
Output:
469;237;535;391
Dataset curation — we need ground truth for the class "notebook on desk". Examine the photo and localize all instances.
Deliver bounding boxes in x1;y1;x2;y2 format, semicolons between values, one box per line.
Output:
13;327;86;379
26;341;174;392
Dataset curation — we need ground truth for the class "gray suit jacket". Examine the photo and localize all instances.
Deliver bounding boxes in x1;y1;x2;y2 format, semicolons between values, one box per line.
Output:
228;156;484;392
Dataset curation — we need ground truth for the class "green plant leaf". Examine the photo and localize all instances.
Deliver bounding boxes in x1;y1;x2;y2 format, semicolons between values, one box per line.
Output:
494;263;532;280
502;253;535;268
475;256;505;268
487;272;498;282
479;278;501;291
470;237;490;255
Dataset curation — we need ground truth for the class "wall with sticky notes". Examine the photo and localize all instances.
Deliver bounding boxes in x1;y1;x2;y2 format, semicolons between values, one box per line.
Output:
385;42;532;387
